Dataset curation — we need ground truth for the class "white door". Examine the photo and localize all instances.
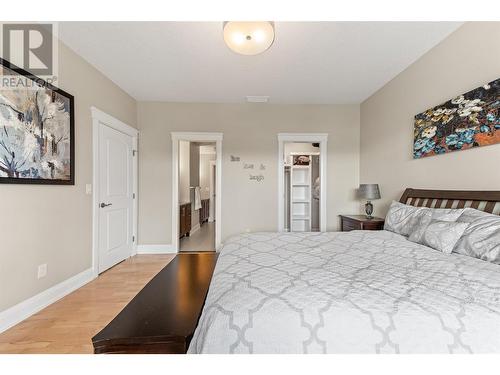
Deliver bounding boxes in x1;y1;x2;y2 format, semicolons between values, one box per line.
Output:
98;123;134;273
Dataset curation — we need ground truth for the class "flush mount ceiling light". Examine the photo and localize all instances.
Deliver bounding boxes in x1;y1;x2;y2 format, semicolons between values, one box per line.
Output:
223;21;275;55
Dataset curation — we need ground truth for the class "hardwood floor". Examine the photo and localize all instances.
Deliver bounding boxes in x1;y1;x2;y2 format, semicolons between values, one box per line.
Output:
0;254;175;354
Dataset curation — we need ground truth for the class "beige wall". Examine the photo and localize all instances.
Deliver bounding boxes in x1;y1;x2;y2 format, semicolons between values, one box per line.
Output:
190;143;200;187
0;41;137;311
200;151;216;200
189;143;201;229
138;102;360;245
179;140;190;205
360;22;500;217
284;142;319;155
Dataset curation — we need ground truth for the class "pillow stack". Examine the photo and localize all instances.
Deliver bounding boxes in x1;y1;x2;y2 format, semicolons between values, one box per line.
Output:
384;201;500;263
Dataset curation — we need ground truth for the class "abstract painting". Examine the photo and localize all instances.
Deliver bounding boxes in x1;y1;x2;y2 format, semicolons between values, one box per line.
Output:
414;78;500;159
0;58;74;184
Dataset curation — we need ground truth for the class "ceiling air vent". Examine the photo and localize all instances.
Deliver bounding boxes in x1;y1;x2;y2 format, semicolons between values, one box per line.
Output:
246;96;269;103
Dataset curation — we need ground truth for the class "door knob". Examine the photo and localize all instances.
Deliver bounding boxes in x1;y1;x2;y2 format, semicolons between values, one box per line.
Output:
100;203;112;208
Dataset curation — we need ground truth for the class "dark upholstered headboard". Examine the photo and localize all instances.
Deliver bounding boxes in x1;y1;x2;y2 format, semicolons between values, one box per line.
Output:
399;188;500;215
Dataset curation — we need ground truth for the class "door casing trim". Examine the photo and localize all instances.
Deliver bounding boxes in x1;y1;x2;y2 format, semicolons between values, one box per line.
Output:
91;106;139;276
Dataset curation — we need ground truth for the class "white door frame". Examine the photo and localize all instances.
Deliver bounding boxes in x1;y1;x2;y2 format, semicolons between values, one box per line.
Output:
277;133;328;232
209;160;216;222
171;132;223;252
91;107;138;277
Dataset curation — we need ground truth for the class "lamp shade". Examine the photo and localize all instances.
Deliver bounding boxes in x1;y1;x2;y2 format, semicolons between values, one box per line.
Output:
223;22;275;55
359;184;381;200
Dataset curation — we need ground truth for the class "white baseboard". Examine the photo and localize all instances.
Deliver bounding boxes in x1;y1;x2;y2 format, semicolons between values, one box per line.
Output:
136;244;177;254
0;267;95;334
190;223;201;235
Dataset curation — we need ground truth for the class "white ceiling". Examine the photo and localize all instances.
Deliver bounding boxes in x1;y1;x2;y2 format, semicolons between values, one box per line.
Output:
59;22;462;104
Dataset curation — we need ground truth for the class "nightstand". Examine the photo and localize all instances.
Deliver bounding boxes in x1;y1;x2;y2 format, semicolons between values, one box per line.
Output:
339;215;385;232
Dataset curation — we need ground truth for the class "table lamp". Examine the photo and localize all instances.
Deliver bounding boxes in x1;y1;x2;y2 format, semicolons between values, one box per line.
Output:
359;184;381;219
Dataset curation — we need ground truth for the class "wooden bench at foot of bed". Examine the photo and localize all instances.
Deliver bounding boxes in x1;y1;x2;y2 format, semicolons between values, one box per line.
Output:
92;253;218;354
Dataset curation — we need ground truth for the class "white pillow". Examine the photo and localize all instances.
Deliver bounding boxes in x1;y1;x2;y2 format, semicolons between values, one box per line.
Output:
408;207;465;243
428;208;465;221
453;208;500;264
384;201;427;236
418;220;469;254
456;207;491;224
384;200;464;238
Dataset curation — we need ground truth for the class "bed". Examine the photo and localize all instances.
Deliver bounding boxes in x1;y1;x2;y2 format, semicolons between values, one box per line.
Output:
188;189;500;354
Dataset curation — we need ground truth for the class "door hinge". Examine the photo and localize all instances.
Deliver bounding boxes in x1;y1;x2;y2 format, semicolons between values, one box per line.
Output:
133;193;136;199
132;235;135;243
132;150;137;156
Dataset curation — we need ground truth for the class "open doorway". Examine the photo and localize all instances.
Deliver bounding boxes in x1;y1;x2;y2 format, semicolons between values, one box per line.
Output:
171;132;222;252
283;142;321;232
178;142;216;252
278;133;328;232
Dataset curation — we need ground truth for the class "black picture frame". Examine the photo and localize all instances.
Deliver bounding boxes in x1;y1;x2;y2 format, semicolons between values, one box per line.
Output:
0;58;75;185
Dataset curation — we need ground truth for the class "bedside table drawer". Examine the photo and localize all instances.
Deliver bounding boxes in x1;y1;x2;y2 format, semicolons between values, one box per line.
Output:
361;221;384;231
339;215;384;232
342;220;361;232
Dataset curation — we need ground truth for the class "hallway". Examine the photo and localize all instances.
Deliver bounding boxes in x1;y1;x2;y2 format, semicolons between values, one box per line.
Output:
180;222;215;252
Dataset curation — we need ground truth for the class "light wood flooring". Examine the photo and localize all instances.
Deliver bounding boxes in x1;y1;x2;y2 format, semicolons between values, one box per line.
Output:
0;254;174;354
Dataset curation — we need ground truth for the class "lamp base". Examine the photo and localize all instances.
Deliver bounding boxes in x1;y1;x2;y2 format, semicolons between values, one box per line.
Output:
365;201;373;219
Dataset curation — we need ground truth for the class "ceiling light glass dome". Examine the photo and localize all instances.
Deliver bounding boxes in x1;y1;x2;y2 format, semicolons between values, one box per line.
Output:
223;22;275;55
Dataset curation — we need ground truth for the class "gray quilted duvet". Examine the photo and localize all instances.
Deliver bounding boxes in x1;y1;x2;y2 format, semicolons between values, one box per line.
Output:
188;230;500;353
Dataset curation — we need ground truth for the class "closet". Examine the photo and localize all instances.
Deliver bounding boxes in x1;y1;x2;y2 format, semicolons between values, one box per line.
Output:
283;143;320;232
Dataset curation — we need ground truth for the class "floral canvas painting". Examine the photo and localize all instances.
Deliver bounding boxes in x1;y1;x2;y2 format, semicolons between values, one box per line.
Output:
414;78;500;159
0;59;74;184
